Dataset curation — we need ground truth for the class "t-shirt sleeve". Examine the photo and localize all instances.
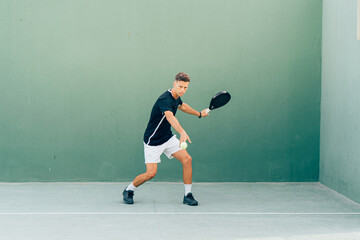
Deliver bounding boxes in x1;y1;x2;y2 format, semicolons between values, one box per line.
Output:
158;97;173;114
178;97;183;106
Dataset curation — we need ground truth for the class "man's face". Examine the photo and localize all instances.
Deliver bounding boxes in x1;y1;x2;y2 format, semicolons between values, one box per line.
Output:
173;80;189;97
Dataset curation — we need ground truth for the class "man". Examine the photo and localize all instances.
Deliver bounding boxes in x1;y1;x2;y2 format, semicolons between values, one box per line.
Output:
123;72;209;206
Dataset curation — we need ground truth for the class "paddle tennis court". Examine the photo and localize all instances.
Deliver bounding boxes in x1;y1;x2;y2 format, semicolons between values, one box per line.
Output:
1;182;360;240
1;0;360;239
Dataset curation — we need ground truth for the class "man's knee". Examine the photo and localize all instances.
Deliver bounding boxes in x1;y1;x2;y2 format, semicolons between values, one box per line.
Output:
145;170;157;180
183;155;192;166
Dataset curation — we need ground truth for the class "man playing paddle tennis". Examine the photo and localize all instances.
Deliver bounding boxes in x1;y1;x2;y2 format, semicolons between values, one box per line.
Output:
123;72;209;206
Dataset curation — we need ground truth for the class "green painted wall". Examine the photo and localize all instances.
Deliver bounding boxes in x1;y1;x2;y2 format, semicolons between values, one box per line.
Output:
320;0;360;203
0;0;322;182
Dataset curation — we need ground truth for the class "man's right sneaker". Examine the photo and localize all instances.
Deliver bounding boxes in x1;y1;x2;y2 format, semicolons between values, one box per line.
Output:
123;188;134;204
183;193;198;206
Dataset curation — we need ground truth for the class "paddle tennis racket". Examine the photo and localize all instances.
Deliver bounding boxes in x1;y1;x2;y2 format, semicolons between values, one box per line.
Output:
205;91;231;114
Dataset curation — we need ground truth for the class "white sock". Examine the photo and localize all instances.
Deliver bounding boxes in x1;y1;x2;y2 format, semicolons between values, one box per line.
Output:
126;182;136;191
184;184;192;196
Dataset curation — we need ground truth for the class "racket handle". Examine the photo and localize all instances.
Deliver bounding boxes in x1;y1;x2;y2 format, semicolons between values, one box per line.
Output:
205;108;210;114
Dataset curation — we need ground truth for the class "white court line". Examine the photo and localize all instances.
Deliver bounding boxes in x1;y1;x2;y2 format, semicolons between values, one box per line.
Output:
1;212;360;215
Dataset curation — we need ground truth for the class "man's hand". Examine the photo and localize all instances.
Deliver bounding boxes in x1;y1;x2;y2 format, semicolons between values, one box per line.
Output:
180;131;192;146
200;109;210;118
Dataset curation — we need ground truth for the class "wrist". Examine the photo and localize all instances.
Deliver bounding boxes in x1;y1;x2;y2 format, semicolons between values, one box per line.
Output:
198;111;202;118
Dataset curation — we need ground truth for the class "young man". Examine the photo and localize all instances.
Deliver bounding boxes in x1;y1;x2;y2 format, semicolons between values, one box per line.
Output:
123;72;209;206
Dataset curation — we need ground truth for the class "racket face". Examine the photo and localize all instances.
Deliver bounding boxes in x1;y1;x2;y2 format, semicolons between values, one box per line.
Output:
209;91;231;110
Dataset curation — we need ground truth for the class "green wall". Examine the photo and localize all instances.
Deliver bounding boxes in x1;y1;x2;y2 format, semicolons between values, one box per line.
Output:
0;0;322;182
320;0;360;203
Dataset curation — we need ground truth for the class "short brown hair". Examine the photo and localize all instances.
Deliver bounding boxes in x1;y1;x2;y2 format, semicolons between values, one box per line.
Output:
175;72;190;82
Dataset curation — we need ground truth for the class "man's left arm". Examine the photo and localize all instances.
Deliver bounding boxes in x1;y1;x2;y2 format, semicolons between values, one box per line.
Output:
178;103;209;118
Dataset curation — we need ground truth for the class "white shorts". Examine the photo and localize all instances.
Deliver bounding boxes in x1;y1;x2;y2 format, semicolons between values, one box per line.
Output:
144;135;183;164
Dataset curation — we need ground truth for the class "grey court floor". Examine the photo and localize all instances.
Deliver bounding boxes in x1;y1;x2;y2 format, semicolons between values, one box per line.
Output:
1;182;360;240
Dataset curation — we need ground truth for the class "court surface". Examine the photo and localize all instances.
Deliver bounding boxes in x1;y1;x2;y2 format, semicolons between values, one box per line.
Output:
1;182;360;240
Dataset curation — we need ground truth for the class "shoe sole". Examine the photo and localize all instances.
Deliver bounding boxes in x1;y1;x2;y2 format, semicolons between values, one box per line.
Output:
123;198;134;204
183;200;198;206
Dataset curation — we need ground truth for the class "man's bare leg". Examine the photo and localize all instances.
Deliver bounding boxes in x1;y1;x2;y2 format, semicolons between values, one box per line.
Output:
172;149;198;206
172;149;192;184
132;163;158;187
123;163;157;204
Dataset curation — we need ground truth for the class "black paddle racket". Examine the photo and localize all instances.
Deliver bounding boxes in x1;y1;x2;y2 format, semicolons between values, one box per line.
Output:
205;91;231;114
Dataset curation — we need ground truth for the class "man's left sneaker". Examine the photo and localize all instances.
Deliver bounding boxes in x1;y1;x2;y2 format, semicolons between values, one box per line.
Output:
183;193;198;206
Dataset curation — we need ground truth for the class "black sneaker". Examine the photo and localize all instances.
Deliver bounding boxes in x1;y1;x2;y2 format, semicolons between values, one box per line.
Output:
123;188;134;204
183;193;198;206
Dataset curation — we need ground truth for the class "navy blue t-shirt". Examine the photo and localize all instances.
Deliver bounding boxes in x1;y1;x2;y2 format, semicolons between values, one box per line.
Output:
144;90;183;146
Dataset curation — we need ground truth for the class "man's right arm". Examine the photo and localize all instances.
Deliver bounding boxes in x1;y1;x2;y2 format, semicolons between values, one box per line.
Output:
164;111;191;144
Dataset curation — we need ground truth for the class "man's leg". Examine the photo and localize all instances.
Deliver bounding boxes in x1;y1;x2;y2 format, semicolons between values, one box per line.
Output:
172;149;198;206
133;163;158;187
123;163;157;204
171;150;192;184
